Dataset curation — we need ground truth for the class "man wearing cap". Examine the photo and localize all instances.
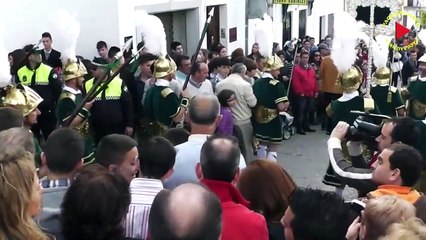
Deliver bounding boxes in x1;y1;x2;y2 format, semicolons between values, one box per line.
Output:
143;57;189;137
84;58;134;144
252;55;289;161
405;54;426;120
17;44;62;141
370;67;405;117
56;60;95;163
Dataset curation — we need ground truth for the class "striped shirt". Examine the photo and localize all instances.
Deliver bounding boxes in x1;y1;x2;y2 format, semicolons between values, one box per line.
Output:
125;178;163;240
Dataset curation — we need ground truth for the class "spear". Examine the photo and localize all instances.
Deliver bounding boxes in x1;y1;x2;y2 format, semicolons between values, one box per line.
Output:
182;7;215;90
63;41;143;127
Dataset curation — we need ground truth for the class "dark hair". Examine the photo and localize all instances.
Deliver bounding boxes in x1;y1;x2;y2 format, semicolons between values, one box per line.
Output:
190;61;205;75
231;48;244;62
149;183;222;240
213;57;231;70
200;135;241;182
238;160;297;222
96;41;107;50
387;143;423;187
8;49;27;75
140;137;176;179
96;134;137;167
44;128;84;174
217;89;235;108
175;55;190;68
108;46;121;59
61;165;130;240
188;93;220;125
243;57;257;72
289;188;356;240
300;51;310;57
41;32;52;40
388;117;420;147
171;41;182;51
138;53;157;65
163;128;190;146
0;107;24;131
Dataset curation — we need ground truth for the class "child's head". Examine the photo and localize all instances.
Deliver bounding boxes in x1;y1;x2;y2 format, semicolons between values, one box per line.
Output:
217;89;237;108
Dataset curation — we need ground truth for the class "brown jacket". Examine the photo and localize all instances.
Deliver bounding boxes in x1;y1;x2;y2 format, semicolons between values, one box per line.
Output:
319;56;342;94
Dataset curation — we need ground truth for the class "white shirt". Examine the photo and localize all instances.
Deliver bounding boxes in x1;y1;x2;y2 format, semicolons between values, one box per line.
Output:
63;85;81;94
216;73;257;125
186;78;214;99
338;91;359;102
125;178;163;239
164;134;247;189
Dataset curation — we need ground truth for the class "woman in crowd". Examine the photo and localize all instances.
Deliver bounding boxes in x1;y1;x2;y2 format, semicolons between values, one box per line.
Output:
238;160;297;240
0;146;48;240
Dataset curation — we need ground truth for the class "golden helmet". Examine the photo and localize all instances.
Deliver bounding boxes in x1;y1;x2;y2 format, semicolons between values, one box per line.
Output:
337;65;363;92
2;84;43;116
373;66;391;85
63;60;88;81
263;55;284;72
153;57;175;79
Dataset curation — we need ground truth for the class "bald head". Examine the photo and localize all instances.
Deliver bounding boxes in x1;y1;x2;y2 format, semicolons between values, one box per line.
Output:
188;93;220;125
149;183;222;240
200;135;241;182
0;127;35;154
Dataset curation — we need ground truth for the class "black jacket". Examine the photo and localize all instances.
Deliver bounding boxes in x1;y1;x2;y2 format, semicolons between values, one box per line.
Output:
42;49;62;69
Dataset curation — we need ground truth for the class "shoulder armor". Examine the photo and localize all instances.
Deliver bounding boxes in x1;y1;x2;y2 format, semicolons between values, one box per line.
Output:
161;87;174;98
389;86;397;93
59;92;75;102
363;98;375;112
269;79;279;85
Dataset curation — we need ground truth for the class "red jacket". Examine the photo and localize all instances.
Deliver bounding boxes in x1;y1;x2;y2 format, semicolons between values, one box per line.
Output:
200;179;269;240
291;64;318;97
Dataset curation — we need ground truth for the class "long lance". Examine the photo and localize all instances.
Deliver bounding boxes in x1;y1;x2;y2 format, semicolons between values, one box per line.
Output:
182;7;215;90
63;45;144;127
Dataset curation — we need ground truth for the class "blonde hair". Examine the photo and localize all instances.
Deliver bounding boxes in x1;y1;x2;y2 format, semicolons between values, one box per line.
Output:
0;146;48;240
379;218;426;240
363;195;416;240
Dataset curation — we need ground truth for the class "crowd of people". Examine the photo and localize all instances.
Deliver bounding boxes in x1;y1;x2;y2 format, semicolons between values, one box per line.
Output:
1;19;426;240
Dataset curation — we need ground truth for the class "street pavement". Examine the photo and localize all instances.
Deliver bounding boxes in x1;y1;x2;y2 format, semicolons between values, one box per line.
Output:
276;125;357;200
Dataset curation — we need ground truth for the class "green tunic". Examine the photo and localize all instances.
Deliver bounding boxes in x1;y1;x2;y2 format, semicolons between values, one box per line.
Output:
370;85;404;117
329;96;380;128
408;80;426;120
34;135;42;167
56;89;95;164
144;85;180;127
252;77;288;144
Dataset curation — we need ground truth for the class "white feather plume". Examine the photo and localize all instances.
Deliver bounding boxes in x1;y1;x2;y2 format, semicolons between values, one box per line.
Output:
253;14;273;58
331;12;364;73
372;35;389;68
54;9;80;63
418;29;426;45
0;25;11;87
135;11;167;56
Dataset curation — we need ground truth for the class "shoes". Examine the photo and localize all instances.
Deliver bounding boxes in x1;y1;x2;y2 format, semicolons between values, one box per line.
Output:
304;128;316;132
297;130;306;135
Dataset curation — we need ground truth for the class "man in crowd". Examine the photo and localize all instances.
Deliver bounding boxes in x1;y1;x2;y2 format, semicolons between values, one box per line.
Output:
186;61;213;98
17;45;62;140
149;183;222;240
96;41;109;60
37;128;85;239
327;118;420;196
164;93;246;189
197;135;268;240
41;32;62;70
401;49;418;87
125;136;176;239
216;63;257;161
291;51;318;135
84;58;134;144
175;55;191;85
405;54;426;120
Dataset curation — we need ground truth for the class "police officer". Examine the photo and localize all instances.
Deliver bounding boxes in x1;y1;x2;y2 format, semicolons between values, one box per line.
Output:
84;58;134;144
405;55;426;120
252;54;289;161
371;66;405;117
56;59;95;163
17;45;62;140
143;57;189;138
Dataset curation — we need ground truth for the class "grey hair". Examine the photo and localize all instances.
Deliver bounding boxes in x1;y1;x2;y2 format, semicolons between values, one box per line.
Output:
231;63;247;74
188;93;220;125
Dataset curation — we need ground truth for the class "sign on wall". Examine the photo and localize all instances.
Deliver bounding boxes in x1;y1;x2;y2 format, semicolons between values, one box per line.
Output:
273;0;308;5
